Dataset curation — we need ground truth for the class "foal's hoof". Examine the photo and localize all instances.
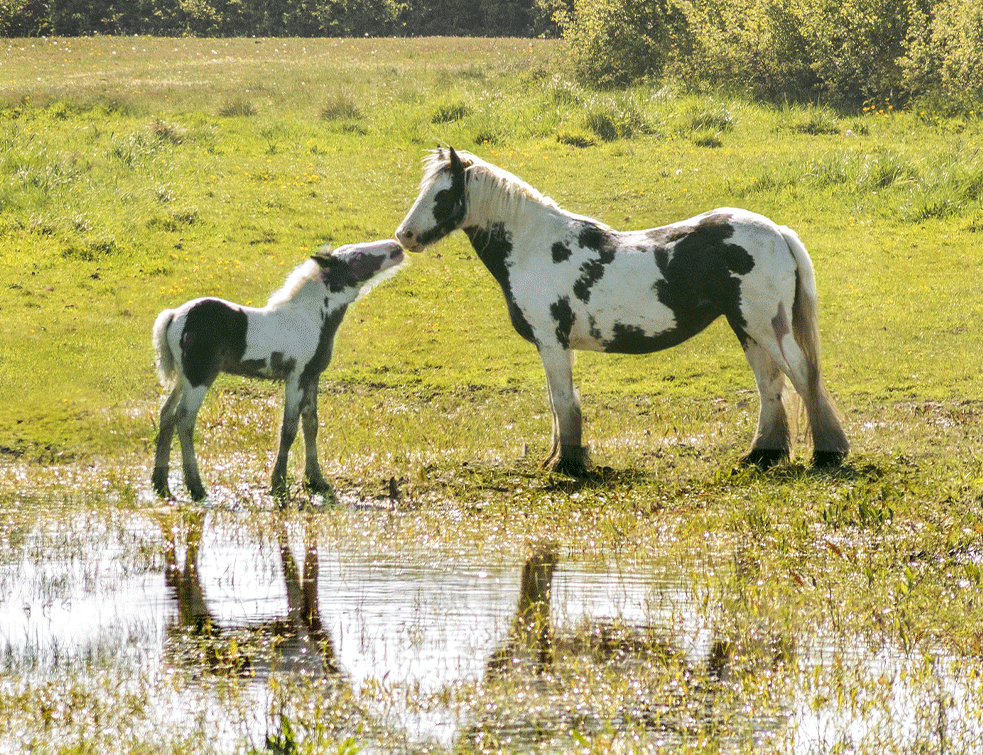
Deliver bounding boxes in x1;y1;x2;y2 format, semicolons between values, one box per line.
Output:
812;450;847;468
188;484;207;503
544;445;592;478
304;476;335;499
739;448;789;469
151;469;172;499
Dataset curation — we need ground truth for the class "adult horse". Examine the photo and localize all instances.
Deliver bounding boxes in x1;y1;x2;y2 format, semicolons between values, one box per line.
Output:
395;147;848;476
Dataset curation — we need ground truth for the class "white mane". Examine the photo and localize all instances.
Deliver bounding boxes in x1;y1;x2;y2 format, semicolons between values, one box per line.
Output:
266;258;321;308
424;149;568;229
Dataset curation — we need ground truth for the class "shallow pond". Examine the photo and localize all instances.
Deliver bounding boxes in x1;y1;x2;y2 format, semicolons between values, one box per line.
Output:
1;500;982;753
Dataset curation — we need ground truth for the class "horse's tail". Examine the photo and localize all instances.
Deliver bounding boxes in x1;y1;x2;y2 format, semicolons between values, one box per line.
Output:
153;309;180;390
781;226;850;456
780;227;822;381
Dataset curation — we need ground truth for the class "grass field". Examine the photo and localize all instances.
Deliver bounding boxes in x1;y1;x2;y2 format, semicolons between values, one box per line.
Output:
1;36;983;754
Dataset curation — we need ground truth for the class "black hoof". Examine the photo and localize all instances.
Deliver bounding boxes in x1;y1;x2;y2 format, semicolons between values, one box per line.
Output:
813;450;847;468
188;484;207;502
304;476;332;496
544;445;592;478
151;469;172;499
739;448;789;469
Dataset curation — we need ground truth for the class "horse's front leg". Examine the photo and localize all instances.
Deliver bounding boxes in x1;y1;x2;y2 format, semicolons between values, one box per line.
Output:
271;380;303;501
299;379;331;497
537;344;590;476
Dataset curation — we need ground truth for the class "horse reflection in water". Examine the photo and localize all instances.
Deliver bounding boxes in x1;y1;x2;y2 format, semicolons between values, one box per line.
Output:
157;517;795;748
476;542;797;747
158;509;340;679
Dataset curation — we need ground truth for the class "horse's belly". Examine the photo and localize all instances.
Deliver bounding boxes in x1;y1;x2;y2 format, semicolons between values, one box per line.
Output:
568;304;715;355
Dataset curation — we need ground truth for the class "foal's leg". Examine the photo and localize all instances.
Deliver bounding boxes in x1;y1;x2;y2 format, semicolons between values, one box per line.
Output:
538;345;589;476
299;379;331;495
152;386;183;498
175;384;210;502
271;379;304;500
739;339;791;468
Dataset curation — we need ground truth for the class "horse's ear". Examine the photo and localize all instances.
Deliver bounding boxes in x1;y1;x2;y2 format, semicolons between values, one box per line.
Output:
448;146;464;178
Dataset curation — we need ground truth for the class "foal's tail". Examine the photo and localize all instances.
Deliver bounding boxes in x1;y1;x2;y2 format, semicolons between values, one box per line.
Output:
153;309;180;390
781;226;850;457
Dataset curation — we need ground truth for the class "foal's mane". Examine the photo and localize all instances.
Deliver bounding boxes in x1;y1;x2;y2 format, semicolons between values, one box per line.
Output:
266;258;321;307
425;148;566;226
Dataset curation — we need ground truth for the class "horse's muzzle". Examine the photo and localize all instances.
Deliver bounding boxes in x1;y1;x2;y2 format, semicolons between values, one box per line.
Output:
395;227;423;253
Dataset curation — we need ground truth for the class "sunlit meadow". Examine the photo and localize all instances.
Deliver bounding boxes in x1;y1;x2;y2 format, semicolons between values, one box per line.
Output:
1;37;982;754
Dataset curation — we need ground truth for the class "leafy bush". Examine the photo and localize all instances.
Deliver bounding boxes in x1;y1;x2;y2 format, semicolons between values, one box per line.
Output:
563;0;688;86
795;0;914;106
675;0;816;100
902;0;983;111
565;0;978;111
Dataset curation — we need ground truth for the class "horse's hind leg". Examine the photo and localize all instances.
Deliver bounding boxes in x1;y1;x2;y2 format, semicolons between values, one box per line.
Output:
748;314;848;467
739;339;791;468
299;380;331;496
176;385;209;502
153;386;183;498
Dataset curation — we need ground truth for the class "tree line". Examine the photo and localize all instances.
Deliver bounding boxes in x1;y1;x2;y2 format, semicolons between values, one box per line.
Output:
563;0;983;109
0;0;564;37
3;0;980;111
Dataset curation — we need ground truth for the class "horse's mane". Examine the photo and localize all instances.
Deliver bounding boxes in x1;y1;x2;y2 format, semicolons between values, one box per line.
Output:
424;148;567;227
266;258;321;308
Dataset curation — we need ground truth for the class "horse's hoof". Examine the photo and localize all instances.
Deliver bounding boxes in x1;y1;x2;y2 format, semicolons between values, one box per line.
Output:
813;450;847;468
544;445;592;478
739;448;789;469
188;485;207;502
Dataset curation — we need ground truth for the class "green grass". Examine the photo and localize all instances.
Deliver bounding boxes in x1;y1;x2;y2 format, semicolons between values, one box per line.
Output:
1;36;983;753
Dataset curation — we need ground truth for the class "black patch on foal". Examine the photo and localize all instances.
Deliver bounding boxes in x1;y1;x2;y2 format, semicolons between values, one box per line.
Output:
466;222;537;345
181;299;248;387
299;308;347;394
315;253;386;293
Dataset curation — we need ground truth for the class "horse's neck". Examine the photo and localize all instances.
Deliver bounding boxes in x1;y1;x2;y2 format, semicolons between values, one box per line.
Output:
466;179;572;254
267;279;328;319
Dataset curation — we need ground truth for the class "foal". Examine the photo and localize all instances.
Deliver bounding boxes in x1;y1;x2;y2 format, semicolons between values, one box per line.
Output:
152;239;405;501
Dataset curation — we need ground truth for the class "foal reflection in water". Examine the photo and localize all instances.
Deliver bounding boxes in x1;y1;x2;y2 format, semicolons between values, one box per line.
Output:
159;509;341;678
152;240;405;502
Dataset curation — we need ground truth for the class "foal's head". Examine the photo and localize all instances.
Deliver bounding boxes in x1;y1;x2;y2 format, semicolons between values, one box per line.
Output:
396;146;470;253
314;239;406;303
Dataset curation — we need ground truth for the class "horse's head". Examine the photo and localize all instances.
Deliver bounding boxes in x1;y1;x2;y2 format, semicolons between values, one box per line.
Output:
396;146;469;253
314;239;405;302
